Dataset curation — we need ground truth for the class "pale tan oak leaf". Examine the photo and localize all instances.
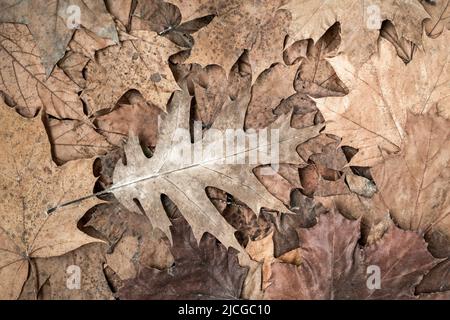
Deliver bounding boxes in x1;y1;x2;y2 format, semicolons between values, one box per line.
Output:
315;31;450;167
111;88;322;251
0;102;103;300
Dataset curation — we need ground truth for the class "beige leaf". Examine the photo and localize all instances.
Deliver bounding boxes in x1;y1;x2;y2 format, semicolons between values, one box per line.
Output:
372;111;450;245
111;86;321;250
186;0;290;82
316;31;450;167
0;102;103;300
282;0;427;72
0;24;86;120
0;0;118;75
82;30;180;114
46;118;112;165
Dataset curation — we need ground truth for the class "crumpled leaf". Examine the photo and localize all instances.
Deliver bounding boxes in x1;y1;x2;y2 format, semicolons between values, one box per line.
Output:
118;195;248;300
0;0;118;75
372;111;450;252
265;208;443;299
316;31;450;167
0;102;103;299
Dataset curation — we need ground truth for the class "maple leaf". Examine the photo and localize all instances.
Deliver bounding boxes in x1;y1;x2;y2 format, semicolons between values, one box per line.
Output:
0;102;103;299
264;208;443;299
0;23;87;120
183;0;291;82
372;111;450;252
118;195;248;300
282;0;428;72
0;0;118;75
81;29;180;114
111;80;322;249
315;30;450;167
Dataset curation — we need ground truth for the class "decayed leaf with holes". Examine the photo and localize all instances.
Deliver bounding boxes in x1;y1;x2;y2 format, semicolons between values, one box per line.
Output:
0;24;86;120
0;103;103;300
282;0;427;72
0;0;118;75
185;0;291;81
82;30;180;115
111;84;322;250
372;111;450;252
315;31;450;167
119;196;248;300
421;0;450;38
265;208;442;299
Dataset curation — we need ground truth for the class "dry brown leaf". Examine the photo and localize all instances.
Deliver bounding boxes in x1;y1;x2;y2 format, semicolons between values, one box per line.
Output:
316;31;450;167
0;0;118;75
372;111;450;251
294;22;348;98
185;0;291;81
96;93;161;149
265;208;441;299
0;103;103;299
46;118;112;165
0;24;86;120
245;63;298;130
118;195;248;300
82;30;181;115
19;243;114;300
282;0;427;72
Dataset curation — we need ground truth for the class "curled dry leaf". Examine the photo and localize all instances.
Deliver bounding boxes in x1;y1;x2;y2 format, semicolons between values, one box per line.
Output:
265;208;443;299
0;103;103;299
118;196;248;300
